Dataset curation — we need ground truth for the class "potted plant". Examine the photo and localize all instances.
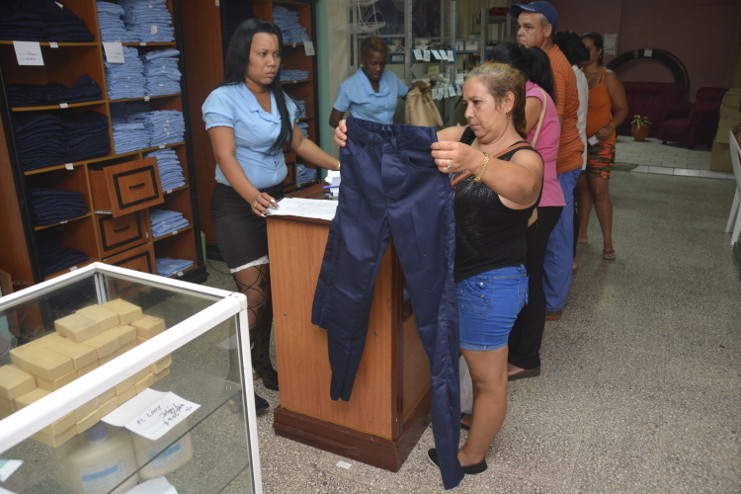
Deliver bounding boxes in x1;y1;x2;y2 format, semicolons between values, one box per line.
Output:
630;114;652;141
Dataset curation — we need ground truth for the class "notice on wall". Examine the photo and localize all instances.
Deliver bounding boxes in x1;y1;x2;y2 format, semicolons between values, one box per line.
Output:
603;33;618;56
13;41;44;66
102;388;200;440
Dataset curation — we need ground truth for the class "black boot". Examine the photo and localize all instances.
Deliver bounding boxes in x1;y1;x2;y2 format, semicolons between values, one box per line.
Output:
251;322;279;391
254;392;269;414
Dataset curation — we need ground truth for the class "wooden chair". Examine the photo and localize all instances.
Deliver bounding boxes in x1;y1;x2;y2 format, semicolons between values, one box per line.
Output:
725;130;741;245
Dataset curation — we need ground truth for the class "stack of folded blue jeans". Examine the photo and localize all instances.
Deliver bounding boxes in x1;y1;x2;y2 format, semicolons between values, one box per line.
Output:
120;0;174;42
272;5;309;44
149;208;189;238
61;111;110;162
155;257;193;277
144;148;185;191
0;0;93;41
146;110;185;146
28;188;88;226
7;74;101;107
296;164;317;186
280;70;309;82
13;112;66;170
13;111;110;170
105;46;146;100
35;229;89;276
97;0;134;42
142;48;181;96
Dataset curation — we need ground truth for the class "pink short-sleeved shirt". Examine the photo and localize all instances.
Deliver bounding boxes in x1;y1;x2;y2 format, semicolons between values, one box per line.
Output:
526;81;565;207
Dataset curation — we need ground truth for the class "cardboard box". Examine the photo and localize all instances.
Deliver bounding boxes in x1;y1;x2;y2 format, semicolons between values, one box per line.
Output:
710;141;731;172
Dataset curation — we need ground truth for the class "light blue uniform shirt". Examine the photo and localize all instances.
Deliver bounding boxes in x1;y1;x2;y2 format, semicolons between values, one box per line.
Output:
202;83;298;189
333;68;409;124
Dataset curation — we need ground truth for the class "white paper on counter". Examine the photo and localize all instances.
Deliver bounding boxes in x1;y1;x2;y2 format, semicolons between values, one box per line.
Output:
0;460;21;482
102;388;200;440
267;197;337;221
0;487;16;494
123;476;178;494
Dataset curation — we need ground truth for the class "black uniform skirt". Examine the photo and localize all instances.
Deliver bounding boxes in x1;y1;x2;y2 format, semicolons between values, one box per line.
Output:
211;182;284;270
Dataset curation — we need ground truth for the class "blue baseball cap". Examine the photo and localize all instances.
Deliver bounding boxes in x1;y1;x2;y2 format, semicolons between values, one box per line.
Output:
510;1;559;31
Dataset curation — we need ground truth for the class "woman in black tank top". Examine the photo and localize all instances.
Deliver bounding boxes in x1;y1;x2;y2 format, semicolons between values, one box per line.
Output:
333;62;543;476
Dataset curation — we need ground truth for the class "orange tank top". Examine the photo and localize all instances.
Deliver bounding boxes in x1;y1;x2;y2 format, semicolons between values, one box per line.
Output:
586;68;614;138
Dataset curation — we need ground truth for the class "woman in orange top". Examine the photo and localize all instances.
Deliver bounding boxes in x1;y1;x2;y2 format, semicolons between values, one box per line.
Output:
577;32;627;260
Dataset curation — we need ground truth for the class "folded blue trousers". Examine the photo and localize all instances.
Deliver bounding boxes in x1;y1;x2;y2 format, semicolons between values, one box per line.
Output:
311;118;463;489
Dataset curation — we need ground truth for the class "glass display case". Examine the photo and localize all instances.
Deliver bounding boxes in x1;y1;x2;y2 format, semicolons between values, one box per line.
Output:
0;263;260;494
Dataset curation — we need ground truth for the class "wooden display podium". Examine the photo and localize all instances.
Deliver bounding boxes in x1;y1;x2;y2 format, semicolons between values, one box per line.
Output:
267;186;432;471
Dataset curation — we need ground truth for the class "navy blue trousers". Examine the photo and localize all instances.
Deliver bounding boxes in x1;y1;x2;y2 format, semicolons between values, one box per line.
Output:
312;118;463;489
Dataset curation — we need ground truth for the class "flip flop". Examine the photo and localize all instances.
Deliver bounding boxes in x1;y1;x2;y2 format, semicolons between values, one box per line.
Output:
602;249;616;261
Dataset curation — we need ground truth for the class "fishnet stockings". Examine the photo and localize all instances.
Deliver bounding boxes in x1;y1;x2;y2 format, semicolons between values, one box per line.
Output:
228;264;278;390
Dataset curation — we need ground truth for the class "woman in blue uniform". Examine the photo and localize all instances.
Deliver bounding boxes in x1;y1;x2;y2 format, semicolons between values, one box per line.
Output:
329;37;427;127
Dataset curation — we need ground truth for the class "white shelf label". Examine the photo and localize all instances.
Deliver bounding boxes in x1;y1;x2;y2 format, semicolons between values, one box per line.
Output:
49;42;59;49
69;266;78;271
65;163;74;170
103;42;125;63
13;41;44;66
59;102;68;108
304;40;315;57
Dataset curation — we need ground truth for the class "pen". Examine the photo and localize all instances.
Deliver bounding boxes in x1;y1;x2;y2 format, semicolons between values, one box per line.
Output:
322;185;339;189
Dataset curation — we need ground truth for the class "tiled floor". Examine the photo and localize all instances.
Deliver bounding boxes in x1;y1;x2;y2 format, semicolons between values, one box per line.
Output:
204;140;741;493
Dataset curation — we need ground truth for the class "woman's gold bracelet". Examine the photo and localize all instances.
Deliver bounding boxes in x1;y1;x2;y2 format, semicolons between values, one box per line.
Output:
336;160;341;171
473;152;490;182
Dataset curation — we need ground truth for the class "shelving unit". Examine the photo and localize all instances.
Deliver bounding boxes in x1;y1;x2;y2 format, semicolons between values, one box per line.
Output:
180;0;321;257
0;0;206;305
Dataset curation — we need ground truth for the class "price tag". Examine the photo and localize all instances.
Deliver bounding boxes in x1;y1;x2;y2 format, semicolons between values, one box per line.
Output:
13;41;44;66
69;266;78;271
103;42;125;63
49;42;59;49
166;189;172;194
413;49;423;61
65;163;74;170
140;42;147;46
150;25;158;35
144;95;150;101
59;102;68;108
176;271;184;277
304;40;315;57
423;50;430;62
172;230;178;236
159;144;165;149
60;220;68;225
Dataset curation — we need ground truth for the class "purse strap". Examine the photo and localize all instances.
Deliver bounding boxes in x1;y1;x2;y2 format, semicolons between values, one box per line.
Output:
529;87;548;147
451;141;533;187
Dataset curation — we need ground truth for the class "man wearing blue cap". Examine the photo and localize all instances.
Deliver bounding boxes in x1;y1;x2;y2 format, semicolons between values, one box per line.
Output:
510;1;584;322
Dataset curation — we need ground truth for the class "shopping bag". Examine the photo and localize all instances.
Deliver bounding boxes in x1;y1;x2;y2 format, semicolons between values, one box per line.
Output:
405;87;443;128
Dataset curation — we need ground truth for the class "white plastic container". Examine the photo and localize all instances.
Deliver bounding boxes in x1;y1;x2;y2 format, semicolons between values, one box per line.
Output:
131;421;194;480
62;422;138;494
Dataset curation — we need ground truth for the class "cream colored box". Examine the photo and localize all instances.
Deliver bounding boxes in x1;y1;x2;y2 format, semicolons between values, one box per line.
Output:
85;329;121;359
54;313;99;342
97;396;118;417
151;355;173;374
73;398;98;422
108;325;136;346
152;367;171;384
96;387;116;407
37;333;98;370
134;373;154;393
15;387;50;409
131;315;166;339
102;298;143;324
116;385;136;405
32;424;76;448
0;364;36;400
40;412;76;437
76;361;99;377
76;409;100;434
109;341;138;360
35;370;77;391
10;346;74;381
76;305;119;332
0;396;17;414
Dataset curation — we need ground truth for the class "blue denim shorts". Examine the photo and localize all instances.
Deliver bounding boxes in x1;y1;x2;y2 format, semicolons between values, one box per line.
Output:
457;265;528;351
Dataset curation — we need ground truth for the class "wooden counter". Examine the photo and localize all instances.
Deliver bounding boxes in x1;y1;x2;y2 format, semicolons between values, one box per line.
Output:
267;185;431;471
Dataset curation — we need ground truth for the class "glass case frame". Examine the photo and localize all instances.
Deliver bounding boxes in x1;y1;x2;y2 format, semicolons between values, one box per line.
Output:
0;262;261;494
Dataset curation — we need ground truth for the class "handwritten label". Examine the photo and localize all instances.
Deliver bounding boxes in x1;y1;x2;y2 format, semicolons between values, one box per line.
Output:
128;392;200;440
13;41;44;66
103;42;125;63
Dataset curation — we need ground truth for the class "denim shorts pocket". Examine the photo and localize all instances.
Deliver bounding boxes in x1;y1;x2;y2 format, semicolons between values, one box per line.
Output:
456;275;491;315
